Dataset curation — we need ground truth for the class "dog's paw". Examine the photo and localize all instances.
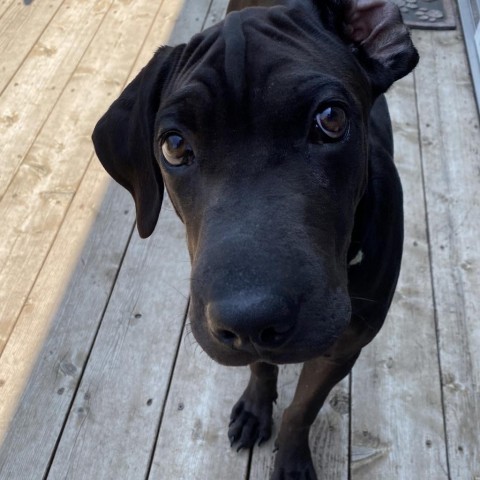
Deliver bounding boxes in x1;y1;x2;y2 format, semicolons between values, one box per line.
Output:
271;438;317;480
228;390;275;450
271;462;317;480
271;452;317;480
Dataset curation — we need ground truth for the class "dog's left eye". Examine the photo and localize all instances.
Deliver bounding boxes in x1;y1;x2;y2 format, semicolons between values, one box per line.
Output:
311;106;348;142
161;133;195;166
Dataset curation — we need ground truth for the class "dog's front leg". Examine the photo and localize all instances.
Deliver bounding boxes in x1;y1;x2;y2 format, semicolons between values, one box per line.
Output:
272;353;360;480
229;361;278;450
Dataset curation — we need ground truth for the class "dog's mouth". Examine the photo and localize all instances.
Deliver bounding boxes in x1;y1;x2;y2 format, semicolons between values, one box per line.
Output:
251;342;341;366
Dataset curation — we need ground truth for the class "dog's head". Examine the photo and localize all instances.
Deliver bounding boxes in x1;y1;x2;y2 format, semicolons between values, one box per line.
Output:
93;0;418;365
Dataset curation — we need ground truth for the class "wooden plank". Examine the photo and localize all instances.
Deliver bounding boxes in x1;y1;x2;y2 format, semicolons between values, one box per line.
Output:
0;165;134;479
156;0;213;46
0;0;17;21
413;29;480;479
350;75;449;478
250;369;349;480
0;0;160;357
0;0;111;348
0;0;110;198
203;0;229;29
46;2;218;478
149;331;251;479
0;0;65;94
0;0;191;472
46;199;191;480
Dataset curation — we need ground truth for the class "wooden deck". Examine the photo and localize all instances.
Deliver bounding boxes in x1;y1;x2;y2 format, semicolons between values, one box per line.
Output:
0;1;479;478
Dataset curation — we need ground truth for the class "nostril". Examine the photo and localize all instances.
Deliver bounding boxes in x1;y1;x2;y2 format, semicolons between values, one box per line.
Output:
258;324;293;347
216;329;238;344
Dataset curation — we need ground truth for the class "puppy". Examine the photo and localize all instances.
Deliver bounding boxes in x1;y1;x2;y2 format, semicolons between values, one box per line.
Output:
93;1;418;478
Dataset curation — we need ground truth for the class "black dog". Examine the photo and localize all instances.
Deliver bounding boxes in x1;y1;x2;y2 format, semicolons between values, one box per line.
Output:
93;1;418;478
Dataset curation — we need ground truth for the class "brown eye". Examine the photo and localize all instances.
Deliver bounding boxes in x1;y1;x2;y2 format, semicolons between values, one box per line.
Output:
312;106;348;142
161;133;195;166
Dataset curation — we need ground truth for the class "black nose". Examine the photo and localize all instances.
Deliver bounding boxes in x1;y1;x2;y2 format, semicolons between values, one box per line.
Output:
206;293;296;350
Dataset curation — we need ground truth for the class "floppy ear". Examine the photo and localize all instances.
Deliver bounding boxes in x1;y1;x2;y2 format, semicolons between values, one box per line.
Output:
92;46;179;238
346;0;419;94
320;0;419;95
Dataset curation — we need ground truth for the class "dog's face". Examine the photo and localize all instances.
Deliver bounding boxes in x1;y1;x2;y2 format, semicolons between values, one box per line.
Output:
93;0;418;366
157;7;372;365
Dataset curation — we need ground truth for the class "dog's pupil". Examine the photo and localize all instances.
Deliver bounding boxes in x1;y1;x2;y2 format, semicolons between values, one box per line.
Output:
167;134;186;157
317;107;346;138
161;133;195;166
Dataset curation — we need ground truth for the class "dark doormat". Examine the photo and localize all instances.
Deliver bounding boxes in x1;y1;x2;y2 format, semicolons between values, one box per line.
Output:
393;0;456;29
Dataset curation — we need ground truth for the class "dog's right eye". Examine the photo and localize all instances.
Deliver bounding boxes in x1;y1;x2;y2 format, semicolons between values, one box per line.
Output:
161;133;195;166
310;106;348;144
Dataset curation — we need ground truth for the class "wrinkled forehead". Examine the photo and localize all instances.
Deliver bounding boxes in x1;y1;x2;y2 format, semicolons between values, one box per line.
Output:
163;5;370;126
188;6;366;88
221;6;366;96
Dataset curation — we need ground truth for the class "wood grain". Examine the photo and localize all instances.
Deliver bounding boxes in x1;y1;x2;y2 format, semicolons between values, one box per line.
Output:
204;0;229;29
0;0;65;94
0;0;186;477
46;199;191;480
350;74;449;479
149;331;251;480
0;0;111;198
0;165;134;479
0;0;113;355
413;29;480;479
0;0;156;356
